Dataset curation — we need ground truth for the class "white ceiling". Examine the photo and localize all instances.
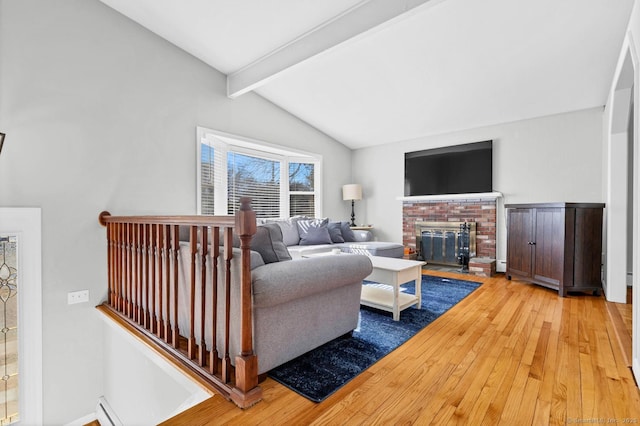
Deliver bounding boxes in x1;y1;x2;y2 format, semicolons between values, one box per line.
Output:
99;0;634;149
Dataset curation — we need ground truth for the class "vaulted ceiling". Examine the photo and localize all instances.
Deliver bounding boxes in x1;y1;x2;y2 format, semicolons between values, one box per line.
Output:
99;0;635;149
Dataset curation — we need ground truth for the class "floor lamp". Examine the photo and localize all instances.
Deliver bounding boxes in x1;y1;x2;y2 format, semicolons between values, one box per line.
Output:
342;184;362;227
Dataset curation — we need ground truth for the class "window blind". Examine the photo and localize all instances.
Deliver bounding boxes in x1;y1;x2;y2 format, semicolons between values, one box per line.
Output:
227;152;280;218
199;133;320;218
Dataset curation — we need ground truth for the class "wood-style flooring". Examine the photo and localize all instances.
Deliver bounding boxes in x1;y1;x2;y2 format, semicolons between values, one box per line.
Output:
161;271;640;425
606;286;633;367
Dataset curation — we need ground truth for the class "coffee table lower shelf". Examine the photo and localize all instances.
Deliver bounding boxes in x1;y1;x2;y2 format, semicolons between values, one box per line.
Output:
360;286;420;321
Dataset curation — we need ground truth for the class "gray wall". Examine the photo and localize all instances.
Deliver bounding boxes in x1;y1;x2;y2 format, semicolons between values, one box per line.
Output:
0;0;351;422
352;107;604;266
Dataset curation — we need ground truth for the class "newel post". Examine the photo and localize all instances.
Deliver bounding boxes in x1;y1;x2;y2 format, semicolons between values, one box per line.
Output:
230;197;262;408
98;212;113;306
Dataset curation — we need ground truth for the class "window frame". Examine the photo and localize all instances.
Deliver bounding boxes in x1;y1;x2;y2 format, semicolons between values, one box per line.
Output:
196;127;323;218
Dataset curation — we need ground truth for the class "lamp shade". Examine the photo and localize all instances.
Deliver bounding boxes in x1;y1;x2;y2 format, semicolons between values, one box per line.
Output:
342;184;362;201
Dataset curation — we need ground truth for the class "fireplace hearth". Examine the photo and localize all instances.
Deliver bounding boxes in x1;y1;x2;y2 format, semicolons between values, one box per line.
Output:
416;221;476;267
402;199;497;262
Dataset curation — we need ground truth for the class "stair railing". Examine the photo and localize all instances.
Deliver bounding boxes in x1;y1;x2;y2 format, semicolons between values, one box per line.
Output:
97;198;261;408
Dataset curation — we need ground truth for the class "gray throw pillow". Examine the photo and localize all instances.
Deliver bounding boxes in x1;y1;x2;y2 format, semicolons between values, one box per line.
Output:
274;218;301;246
340;222;357;242
234;223;292;264
297;218;333;245
327;221;345;243
258;217;302;246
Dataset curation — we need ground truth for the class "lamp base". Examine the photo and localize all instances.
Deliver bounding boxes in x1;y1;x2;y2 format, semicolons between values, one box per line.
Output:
350;200;356;227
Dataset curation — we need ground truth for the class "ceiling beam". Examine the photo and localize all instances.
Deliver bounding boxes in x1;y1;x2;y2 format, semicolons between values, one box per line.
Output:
227;0;441;98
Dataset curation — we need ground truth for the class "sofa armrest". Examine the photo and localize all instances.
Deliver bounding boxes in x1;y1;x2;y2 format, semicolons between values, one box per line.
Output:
353;230;373;242
251;255;373;308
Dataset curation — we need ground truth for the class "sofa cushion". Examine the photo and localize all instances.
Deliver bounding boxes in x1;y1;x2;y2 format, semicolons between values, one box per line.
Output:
251;255;373;308
234;223;292;264
340;242;405;258
340;222;357;242
297;218;333;245
327;221;345;243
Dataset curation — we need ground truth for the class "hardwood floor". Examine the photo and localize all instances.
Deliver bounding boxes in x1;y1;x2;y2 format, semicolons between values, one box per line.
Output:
161;271;640;425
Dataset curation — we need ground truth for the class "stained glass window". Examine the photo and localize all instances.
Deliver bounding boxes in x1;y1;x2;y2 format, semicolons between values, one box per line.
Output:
0;236;18;425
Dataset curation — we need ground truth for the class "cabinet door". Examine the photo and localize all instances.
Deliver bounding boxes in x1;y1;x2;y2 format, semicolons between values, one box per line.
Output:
572;207;604;290
507;208;534;278
532;208;565;287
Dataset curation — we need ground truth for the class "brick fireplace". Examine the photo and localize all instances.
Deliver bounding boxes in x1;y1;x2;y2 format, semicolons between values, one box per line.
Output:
402;198;497;260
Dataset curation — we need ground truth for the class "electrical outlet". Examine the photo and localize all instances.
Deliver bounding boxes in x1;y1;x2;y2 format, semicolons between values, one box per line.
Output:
68;290;89;305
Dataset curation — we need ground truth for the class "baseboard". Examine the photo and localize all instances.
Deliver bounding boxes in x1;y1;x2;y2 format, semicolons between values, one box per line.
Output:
96;397;123;426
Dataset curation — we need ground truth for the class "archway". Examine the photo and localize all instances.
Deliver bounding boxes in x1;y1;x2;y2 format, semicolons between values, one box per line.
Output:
607;35;639;380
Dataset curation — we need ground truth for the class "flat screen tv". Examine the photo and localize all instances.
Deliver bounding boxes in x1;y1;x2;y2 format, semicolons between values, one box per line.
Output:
404;140;492;196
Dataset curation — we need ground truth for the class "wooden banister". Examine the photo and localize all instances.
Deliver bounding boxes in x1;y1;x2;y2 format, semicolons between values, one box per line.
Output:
97;200;262;408
230;198;260;406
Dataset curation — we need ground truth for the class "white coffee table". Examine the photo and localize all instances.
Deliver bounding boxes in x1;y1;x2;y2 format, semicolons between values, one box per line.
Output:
361;256;426;321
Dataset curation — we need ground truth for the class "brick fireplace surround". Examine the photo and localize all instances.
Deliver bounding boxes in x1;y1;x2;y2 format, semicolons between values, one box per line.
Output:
402;198;497;260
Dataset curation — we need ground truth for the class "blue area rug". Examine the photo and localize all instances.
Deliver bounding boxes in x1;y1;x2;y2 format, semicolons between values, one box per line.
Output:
267;274;481;402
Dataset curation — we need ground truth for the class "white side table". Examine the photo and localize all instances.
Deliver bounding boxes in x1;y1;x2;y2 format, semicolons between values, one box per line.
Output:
361;256;426;321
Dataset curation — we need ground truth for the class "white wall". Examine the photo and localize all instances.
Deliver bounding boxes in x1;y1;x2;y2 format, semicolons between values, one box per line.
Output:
101;315;211;425
630;0;640;386
0;0;351;422
352;107;604;266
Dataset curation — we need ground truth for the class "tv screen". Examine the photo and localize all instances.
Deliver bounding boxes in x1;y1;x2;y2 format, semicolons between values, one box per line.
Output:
404;140;492;196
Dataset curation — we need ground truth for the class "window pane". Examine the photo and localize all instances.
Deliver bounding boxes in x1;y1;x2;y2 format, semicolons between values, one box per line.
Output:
290;194;315;217
200;143;215;215
0;236;18;425
228;152;280;217
289;163;314;192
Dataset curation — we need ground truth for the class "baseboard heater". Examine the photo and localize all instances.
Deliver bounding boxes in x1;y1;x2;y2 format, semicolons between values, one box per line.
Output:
96;397;122;426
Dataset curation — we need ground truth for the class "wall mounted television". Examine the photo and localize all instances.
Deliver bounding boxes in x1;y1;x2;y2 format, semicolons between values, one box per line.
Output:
404;140;493;196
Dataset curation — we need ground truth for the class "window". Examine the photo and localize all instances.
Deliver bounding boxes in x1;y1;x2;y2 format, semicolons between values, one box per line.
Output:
227;152;281;217
198;128;322;218
289;162;315;217
0;236;18;424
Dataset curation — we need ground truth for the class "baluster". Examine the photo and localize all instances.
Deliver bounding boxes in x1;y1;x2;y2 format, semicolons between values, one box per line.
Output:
171;225;179;349
117;223;124;312
137;223;143;324
126;223;133;318
142;224;150;329
111;223;117;308
163;225;172;343
133;223;140;323
198;225;208;367
209;226;220;375
149;224;157;334
222;227;233;383
188;226;197;359
107;223;113;306
121;223;126;315
157;224;165;339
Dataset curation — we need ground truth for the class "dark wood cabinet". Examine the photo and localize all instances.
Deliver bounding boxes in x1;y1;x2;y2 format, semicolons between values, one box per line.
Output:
505;203;604;297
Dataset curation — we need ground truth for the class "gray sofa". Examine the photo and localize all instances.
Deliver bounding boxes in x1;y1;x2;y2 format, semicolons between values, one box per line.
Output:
258;217;405;259
250;255;372;373
177;226;373;374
